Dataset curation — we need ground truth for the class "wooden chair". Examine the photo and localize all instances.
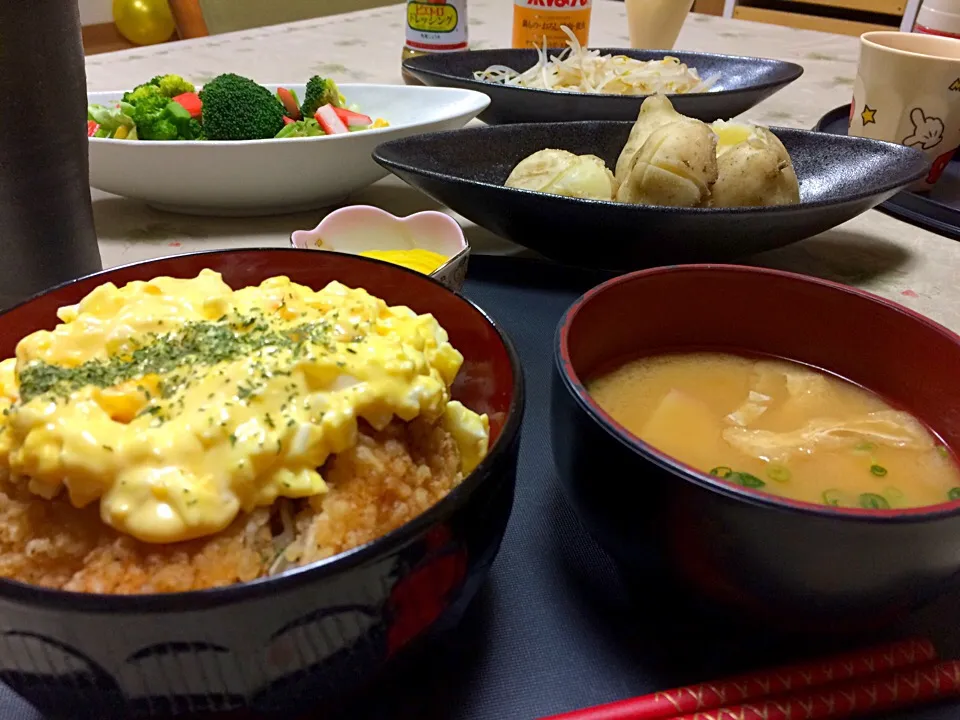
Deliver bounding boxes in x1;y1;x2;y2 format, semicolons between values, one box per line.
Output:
169;0;399;39
692;0;725;16
82;22;140;55
722;0;922;35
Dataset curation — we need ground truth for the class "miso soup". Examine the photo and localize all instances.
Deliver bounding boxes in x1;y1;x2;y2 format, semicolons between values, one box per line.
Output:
587;353;960;509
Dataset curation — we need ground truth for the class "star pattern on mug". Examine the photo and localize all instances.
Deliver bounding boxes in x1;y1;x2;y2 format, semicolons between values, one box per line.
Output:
950;78;960;92
860;105;877;125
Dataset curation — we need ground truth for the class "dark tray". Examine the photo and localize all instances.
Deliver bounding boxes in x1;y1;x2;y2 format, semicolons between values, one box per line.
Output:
3;255;959;720
815;105;960;241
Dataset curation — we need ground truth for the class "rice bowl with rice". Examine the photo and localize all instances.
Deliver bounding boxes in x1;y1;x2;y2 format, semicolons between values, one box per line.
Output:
0;267;489;594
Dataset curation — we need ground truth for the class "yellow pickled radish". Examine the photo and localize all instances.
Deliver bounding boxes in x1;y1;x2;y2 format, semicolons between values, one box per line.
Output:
359;248;448;275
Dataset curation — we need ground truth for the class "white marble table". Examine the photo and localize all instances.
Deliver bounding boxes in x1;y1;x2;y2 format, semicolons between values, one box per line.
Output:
84;0;960;331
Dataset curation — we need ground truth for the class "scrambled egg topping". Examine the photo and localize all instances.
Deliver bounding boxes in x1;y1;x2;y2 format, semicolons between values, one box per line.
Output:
0;271;489;544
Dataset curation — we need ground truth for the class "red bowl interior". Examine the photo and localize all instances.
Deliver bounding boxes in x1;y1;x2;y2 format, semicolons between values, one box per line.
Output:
558;264;960;518
0;248;516;442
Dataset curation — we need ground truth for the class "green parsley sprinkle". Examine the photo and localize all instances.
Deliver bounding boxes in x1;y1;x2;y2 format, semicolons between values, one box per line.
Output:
18;314;334;402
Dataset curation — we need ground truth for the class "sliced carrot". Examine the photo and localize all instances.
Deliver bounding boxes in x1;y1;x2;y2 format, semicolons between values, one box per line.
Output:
282;116;296;126
172;92;203;119
277;87;302;121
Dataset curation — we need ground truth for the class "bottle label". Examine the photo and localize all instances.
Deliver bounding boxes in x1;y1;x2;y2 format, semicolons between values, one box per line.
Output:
513;0;592;49
406;0;469;52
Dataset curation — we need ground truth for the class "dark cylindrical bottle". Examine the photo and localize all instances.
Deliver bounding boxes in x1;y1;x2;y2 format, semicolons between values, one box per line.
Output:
0;0;102;311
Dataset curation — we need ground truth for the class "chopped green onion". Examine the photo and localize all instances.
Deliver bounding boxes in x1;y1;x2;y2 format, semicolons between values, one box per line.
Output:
937;445;950;459
766;464;791;483
949;487;960;501
710;466;764;488
732;472;765;488
854;441;876;452
822;489;843;506
870;464;888;477
884;486;904;501
859;493;890;510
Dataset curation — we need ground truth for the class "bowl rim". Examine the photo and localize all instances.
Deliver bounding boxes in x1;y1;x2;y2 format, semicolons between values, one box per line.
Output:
555;263;960;522
87;83;491;147
373;122;929;215
402;47;805;101
861;30;960;62
0;247;524;612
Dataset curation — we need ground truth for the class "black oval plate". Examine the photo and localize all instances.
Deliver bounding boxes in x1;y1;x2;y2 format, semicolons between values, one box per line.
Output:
373;121;926;271
815;104;958;241
402;48;803;124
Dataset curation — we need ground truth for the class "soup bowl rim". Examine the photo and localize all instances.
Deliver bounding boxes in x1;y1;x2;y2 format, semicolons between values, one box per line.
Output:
0;247;525;612
555;262;960;523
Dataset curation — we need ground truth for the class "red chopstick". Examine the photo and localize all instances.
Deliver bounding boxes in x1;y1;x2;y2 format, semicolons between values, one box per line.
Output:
538;637;937;720
673;660;960;720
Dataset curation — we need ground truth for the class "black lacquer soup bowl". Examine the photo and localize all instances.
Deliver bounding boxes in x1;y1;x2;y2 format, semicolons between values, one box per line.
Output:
552;264;960;629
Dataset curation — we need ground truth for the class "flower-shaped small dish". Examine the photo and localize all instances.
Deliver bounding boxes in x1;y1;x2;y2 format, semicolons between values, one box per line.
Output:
291;205;470;291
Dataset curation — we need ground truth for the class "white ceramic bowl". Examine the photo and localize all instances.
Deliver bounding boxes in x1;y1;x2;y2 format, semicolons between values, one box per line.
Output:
87;83;490;217
291;205;469;291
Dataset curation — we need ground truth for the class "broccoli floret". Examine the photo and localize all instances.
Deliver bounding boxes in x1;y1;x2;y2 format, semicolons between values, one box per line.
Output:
122;83;164;106
131;95;200;140
129;94;171;138
156;75;195;98
122;75;195;105
116;75;200;139
199;73;285;141
300;76;343;118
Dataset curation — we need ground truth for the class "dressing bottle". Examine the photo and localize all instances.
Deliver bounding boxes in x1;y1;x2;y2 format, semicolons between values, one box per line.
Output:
512;0;592;49
402;0;469;85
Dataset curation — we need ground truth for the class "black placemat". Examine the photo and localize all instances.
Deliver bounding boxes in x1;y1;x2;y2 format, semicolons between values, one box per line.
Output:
3;255;959;720
815;105;960;242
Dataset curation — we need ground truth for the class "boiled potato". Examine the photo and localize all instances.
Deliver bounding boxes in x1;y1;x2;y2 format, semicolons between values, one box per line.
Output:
616;118;718;207
712;121;792;164
712;120;761;156
501;99;800;209
505;148;617;201
708;124;800;208
614;94;683;184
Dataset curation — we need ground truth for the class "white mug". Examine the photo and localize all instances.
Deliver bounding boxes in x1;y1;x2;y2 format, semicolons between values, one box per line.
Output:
850;30;960;190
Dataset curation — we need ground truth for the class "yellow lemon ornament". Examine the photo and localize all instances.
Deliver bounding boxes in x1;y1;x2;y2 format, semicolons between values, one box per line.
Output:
113;0;176;46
